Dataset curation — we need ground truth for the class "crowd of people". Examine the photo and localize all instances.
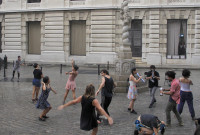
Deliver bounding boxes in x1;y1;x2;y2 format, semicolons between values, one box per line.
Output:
11;56;198;135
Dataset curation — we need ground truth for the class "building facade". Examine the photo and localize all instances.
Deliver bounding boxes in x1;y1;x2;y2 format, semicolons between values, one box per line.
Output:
0;0;199;67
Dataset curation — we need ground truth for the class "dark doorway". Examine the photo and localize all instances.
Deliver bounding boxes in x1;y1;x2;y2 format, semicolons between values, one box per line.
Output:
129;20;142;57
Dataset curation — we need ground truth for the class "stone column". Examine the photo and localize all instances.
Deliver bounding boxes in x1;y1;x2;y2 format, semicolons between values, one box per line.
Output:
114;0;135;93
147;10;161;65
193;9;200;66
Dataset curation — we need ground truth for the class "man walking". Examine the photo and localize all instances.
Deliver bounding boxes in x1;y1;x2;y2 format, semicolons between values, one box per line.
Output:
162;71;183;126
11;56;23;82
146;65;160;108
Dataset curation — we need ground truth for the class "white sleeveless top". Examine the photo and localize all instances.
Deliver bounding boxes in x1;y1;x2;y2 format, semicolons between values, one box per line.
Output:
180;82;191;92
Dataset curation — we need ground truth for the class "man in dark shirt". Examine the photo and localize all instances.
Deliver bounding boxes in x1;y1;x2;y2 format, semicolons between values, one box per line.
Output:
146;65;160;108
134;114;165;135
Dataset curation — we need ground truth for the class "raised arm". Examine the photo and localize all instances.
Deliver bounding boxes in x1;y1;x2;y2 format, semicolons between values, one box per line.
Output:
92;99;113;125
71;59;74;68
131;75;141;83
58;96;82;110
42;82;46;91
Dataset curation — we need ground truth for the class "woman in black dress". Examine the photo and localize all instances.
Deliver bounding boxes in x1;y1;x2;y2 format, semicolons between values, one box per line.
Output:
58;84;113;135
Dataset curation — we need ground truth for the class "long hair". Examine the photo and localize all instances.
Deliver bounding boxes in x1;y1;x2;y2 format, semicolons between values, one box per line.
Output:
84;84;95;98
131;68;136;76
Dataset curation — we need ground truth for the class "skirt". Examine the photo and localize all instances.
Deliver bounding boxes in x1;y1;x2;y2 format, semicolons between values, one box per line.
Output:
65;80;76;90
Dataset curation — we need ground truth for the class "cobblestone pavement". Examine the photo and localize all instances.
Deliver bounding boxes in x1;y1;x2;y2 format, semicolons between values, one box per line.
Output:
0;64;200;135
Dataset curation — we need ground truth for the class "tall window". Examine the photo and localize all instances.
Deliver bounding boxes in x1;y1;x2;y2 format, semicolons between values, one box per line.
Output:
167;20;187;59
129;20;142;57
27;22;41;54
27;0;41;3
70;21;86;56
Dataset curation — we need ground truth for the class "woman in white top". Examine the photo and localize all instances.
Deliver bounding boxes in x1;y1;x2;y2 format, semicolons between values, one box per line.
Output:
177;69;195;120
127;68;142;114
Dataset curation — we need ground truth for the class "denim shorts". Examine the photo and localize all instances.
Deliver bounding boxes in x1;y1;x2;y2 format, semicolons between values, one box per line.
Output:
32;79;41;87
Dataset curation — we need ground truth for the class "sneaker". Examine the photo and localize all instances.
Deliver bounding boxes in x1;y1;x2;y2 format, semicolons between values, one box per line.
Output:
179;122;184;126
39;117;45;121
128;108;131;111
154;99;157;102
99;115;107;120
149;104;153;108
130;110;137;114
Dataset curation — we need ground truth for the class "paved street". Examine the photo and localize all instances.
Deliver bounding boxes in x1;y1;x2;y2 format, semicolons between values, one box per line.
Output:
0;64;200;135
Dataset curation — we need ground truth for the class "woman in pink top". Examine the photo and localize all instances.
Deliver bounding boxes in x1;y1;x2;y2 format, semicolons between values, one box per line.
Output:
63;59;79;104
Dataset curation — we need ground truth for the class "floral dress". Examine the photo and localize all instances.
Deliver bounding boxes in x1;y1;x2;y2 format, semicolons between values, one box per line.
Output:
127;80;137;99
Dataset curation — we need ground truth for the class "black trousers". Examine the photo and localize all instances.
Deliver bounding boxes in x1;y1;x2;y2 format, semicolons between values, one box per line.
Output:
97;96;112;120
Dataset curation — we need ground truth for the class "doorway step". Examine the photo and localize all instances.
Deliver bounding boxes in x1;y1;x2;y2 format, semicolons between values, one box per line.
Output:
132;57;147;67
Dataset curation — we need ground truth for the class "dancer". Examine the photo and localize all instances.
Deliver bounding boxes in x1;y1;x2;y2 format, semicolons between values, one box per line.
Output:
32;63;43;102
162;71;183;126
36;76;57;121
63;59;79;104
178;69;195;120
134;114;165;135
127;68;142;114
146;65;160;108
11;56;24;82
95;69;115;123
58;84;113;135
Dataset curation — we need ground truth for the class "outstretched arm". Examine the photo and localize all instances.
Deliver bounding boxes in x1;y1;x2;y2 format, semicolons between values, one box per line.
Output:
92;99;113;125
96;77;105;96
50;87;57;94
58;96;82;110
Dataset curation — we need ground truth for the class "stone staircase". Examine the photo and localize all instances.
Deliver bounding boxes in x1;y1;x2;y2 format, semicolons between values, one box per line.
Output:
132;57;147;67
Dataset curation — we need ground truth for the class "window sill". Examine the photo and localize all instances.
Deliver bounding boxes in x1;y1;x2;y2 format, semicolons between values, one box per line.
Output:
167;55;186;59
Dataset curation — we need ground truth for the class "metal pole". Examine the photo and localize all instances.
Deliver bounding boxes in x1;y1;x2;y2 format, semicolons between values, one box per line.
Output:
3;64;5;78
60;64;62;74
98;64;100;75
107;61;109;70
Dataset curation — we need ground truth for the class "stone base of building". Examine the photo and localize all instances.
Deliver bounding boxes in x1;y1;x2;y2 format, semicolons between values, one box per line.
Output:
147;53;162;66
192;54;200;66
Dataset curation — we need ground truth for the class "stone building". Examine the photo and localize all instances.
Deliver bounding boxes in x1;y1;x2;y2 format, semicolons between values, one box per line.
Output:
0;0;199;67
